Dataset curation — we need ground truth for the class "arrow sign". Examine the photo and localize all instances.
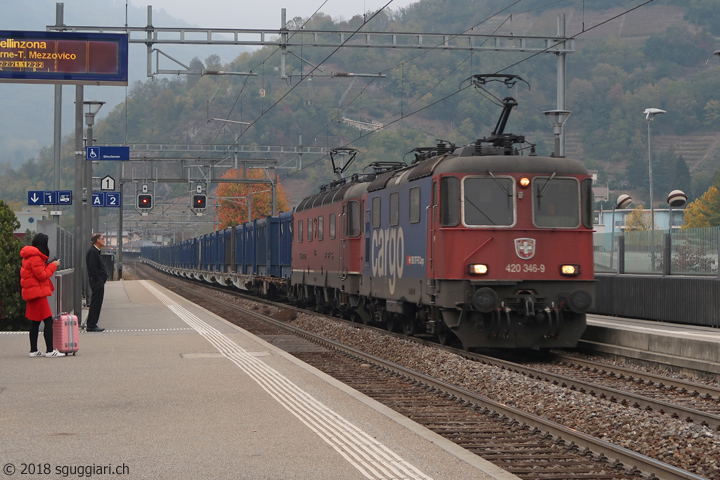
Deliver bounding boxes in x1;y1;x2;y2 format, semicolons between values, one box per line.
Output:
100;175;115;191
28;191;43;205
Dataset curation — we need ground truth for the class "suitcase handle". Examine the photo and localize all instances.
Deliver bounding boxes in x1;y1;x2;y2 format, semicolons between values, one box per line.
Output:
55;273;61;316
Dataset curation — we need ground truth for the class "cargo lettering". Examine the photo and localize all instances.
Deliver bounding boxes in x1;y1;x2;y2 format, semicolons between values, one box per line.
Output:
371;226;405;295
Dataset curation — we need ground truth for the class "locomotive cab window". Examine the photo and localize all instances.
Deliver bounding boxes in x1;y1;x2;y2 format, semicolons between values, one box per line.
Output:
318;216;324;241
390;193;399;226
329;213;336;240
462;177;514;226
409;187;421;224
581;178;593;229
440;176;460;227
372;197;381;229
297;220;303;243
533;176;580;228
347;200;361;237
307;218;313;242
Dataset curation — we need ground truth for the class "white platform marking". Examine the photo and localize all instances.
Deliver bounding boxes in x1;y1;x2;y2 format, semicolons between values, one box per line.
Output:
141;281;432;480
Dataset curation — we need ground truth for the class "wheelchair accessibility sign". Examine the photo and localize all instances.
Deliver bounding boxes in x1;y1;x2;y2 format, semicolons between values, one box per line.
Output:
86;146;130;161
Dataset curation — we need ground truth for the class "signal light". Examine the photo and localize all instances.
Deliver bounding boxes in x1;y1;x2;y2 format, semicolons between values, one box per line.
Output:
193;194;207;209
137;194;153;209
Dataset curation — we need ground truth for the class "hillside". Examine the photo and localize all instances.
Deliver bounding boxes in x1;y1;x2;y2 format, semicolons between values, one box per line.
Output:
2;0;720;229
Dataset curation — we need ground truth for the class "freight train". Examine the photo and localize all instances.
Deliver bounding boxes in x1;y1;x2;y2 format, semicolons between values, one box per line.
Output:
142;75;595;349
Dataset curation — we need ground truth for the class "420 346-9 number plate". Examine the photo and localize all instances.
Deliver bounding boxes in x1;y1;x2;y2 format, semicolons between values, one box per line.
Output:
505;263;545;273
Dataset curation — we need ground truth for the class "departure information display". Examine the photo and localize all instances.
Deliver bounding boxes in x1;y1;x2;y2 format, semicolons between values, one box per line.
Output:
0;30;128;85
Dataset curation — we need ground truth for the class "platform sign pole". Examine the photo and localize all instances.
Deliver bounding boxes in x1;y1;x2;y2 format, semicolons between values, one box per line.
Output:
73;86;84;317
118;174;124;280
84;114;92;305
52;4;63;229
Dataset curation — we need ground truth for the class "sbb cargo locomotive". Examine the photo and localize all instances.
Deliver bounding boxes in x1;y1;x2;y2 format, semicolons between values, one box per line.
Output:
142;75;595;349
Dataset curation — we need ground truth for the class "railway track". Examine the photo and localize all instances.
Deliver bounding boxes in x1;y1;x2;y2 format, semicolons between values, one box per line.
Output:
132;263;716;479
446;350;720;431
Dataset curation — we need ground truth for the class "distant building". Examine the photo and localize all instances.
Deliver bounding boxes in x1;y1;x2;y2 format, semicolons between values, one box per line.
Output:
13;207;48;238
587;170;609;203
595;207;685;234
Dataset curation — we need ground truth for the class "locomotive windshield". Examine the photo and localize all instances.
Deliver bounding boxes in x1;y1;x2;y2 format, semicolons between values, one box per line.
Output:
533;176;580;228
462;177;514;226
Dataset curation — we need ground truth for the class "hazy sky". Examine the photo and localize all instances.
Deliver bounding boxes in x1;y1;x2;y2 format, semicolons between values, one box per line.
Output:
129;0;420;29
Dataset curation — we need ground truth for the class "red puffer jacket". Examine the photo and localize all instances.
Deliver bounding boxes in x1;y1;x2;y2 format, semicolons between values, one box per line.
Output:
20;246;57;301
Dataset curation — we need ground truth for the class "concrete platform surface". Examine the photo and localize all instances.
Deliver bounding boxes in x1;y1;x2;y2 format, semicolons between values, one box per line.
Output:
585;313;720;376
0;280;518;480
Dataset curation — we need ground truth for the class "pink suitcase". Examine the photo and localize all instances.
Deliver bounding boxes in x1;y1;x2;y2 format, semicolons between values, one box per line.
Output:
52;274;79;355
53;314;79;355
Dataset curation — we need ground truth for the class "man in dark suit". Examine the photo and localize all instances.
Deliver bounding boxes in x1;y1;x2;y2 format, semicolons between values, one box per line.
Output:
86;233;108;332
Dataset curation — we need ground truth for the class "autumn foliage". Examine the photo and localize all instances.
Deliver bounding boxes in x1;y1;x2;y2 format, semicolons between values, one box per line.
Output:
216;168;290;228
624;206;651;231
682;186;719;228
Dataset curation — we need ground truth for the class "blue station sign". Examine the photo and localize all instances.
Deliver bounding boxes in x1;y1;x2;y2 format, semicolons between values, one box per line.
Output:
92;191;121;207
86;146;130;161
28;190;72;205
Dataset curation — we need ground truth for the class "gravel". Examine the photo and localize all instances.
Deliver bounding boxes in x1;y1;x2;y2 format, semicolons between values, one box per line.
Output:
283;310;720;479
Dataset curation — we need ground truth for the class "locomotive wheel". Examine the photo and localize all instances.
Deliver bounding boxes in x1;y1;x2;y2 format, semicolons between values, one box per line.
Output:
402;321;416;337
386;318;397;333
437;327;455;346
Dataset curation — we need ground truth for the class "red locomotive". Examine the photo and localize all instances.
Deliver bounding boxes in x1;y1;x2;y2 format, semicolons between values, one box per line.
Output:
291;75;594;349
144;74;595;349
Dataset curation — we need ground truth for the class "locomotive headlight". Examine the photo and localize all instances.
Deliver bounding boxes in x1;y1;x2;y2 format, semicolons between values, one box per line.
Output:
560;264;580;276
519;177;530;188
468;263;489;275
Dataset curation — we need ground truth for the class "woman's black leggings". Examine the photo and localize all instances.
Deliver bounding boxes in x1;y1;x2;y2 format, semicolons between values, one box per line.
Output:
29;317;53;353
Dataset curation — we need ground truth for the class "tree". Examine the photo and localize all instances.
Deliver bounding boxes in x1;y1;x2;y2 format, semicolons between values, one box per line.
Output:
0;201;26;330
683;186;720;228
643;26;708;67
216;168;290;228
624;206;651;231
703;99;720;127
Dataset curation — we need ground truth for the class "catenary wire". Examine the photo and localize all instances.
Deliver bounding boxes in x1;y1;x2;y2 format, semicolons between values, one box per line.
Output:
280;0;658;179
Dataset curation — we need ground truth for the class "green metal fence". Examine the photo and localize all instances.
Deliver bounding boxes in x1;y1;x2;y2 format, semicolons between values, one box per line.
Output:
594;227;719;276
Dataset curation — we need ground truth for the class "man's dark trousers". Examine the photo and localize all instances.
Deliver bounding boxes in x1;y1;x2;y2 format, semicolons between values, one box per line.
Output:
87;281;104;328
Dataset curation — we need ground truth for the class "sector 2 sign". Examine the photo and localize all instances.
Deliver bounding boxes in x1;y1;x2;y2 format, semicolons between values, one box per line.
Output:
0;30;128;85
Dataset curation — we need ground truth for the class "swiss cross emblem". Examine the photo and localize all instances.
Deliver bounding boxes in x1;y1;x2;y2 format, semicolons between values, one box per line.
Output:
515;238;536;260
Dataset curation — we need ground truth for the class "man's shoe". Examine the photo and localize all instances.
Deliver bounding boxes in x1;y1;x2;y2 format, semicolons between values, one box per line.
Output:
86;326;105;332
29;350;45;357
45;349;66;357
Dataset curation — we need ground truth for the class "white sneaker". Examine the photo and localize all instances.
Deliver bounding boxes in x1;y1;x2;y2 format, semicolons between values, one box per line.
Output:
29;351;44;357
45;349;66;357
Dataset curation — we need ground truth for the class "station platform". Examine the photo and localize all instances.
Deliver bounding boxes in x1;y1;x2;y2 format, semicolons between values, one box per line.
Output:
584;313;720;377
0;280;518;480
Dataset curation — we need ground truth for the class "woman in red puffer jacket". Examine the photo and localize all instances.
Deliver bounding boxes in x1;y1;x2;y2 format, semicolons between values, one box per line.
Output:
20;233;63;357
